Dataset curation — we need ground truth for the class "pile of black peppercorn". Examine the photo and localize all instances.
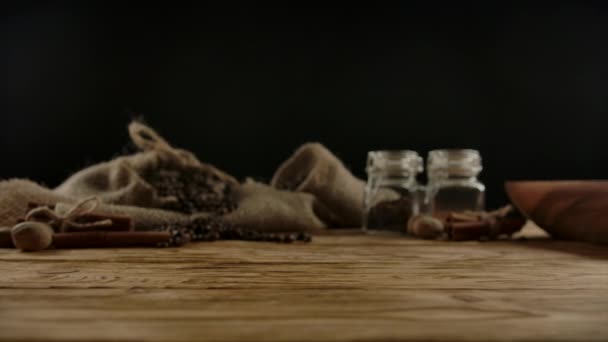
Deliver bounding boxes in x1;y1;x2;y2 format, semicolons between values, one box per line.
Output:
146;166;312;247
366;197;413;232
146;166;236;215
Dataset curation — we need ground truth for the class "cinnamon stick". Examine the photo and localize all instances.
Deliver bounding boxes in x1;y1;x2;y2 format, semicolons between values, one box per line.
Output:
23;202;134;232
447;221;488;241
53;231;170;248
447;211;482;222
446;217;527;241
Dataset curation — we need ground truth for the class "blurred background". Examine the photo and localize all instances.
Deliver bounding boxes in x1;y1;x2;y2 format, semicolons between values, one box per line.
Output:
2;3;608;208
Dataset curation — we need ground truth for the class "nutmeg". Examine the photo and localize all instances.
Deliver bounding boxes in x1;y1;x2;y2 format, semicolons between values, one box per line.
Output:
11;222;54;252
407;215;445;239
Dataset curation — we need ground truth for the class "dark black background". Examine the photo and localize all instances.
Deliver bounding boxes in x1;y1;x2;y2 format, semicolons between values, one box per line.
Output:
2;3;608;208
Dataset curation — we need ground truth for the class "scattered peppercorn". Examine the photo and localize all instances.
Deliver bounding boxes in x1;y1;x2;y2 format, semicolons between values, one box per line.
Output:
154;216;312;247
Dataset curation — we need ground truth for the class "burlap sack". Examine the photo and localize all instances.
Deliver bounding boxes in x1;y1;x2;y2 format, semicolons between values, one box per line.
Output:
0;179;190;230
55;121;238;208
0;124;333;234
221;180;330;232
271;143;365;227
0;124;344;236
0;177;327;233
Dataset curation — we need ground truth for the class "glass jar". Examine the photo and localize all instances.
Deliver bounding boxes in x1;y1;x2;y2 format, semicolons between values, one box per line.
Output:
426;149;485;219
363;150;423;232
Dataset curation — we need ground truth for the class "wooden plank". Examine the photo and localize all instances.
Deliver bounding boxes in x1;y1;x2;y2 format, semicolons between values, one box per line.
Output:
0;288;607;341
0;223;607;341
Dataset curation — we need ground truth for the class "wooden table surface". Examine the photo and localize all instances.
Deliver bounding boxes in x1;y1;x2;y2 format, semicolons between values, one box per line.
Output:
0;223;607;342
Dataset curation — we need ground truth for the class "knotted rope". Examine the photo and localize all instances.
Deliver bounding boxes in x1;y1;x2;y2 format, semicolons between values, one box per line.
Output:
128;121;201;167
25;197;113;232
128;121;238;185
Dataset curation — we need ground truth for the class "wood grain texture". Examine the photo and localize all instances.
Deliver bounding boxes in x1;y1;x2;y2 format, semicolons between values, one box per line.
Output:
0;223;607;342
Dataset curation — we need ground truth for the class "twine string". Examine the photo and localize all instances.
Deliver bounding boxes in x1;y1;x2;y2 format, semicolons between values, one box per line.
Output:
25;197;113;232
128;121;200;166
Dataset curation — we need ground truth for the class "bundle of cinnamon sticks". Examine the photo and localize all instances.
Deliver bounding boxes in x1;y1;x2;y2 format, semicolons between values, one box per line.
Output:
407;205;526;241
1;199;172;251
444;206;526;241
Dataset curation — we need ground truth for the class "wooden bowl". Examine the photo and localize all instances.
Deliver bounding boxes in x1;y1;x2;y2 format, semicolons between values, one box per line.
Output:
505;181;608;244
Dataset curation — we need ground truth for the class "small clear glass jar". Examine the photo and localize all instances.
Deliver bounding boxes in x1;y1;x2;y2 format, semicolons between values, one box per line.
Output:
363;150;423;232
426;149;485;219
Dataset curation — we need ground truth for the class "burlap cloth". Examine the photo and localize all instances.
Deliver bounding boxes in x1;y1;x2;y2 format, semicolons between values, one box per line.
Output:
271;143;365;227
222;180;334;232
0;122;366;233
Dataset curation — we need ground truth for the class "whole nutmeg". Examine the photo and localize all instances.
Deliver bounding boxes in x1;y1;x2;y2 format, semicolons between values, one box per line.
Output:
11;221;54;252
407;215;445;240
